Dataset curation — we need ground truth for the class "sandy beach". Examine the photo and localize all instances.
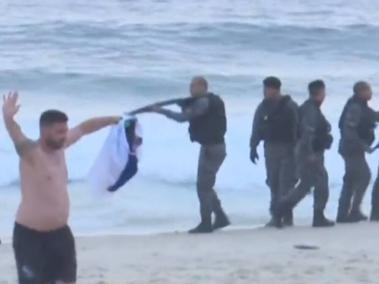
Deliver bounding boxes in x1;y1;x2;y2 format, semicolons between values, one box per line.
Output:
1;223;378;283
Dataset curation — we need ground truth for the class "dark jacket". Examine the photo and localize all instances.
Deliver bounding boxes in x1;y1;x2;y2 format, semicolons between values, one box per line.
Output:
250;95;299;149
339;95;379;155
157;93;227;146
188;93;227;145
297;99;333;156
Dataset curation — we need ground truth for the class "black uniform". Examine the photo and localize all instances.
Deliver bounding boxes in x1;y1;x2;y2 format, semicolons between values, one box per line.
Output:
279;99;334;226
337;95;379;222
188;94;228;229
158;93;229;232
250;95;299;225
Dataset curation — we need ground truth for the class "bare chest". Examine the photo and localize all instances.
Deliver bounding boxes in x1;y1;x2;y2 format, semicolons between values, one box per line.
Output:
21;150;68;185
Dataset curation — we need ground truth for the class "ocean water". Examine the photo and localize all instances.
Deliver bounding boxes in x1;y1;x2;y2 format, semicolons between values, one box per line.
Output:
1;0;379;237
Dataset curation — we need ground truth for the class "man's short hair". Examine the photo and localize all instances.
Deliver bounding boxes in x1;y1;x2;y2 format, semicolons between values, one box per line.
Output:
308;80;325;96
192;76;208;90
263;76;281;90
353;81;370;95
39;110;68;127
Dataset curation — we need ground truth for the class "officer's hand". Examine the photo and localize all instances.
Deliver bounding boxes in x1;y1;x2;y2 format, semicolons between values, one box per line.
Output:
250;148;259;164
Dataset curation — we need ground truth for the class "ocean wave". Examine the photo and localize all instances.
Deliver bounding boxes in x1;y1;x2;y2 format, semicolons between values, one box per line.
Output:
0;70;254;100
2;21;379;43
1;0;379;28
1;21;378;79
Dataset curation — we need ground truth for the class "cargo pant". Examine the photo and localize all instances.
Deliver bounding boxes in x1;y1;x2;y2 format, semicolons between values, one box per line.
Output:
264;142;296;217
337;153;371;218
197;143;227;225
282;152;329;211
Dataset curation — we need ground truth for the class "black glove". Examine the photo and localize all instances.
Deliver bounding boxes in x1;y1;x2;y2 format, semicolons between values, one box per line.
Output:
250;148;259;164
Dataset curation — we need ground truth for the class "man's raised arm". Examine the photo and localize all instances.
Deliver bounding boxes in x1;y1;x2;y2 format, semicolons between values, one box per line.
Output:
2;92;35;157
65;116;121;147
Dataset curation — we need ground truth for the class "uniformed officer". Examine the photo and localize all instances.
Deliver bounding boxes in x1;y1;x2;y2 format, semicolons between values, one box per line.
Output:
337;81;379;223
151;76;230;233
250;76;298;227
277;80;334;227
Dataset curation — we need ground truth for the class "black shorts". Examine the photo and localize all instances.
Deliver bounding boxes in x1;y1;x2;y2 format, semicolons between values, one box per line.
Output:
13;223;77;284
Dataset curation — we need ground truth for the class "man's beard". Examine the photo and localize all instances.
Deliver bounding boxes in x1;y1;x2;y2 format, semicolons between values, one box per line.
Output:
46;139;65;150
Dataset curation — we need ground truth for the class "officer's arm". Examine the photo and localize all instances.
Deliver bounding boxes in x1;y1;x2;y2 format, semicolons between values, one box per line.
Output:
250;103;263;149
343;104;369;151
155;97;209;123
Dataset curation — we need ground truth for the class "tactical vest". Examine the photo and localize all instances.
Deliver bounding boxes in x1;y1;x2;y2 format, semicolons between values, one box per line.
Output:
313;114;333;152
262;96;297;144
298;100;333;152
188;93;227;145
339;96;376;146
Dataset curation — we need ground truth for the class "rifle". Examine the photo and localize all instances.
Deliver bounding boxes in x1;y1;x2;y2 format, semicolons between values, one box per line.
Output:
127;97;194;115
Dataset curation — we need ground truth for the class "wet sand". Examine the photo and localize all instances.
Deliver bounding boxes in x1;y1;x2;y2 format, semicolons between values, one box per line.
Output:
1;223;378;283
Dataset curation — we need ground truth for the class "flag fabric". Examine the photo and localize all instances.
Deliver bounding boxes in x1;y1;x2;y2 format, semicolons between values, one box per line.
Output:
88;116;142;193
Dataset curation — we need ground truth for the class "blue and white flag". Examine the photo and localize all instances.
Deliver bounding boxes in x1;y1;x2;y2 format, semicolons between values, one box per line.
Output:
88;116;142;193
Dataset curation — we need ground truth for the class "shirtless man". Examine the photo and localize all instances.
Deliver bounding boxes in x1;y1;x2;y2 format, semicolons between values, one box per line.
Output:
2;92;121;284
